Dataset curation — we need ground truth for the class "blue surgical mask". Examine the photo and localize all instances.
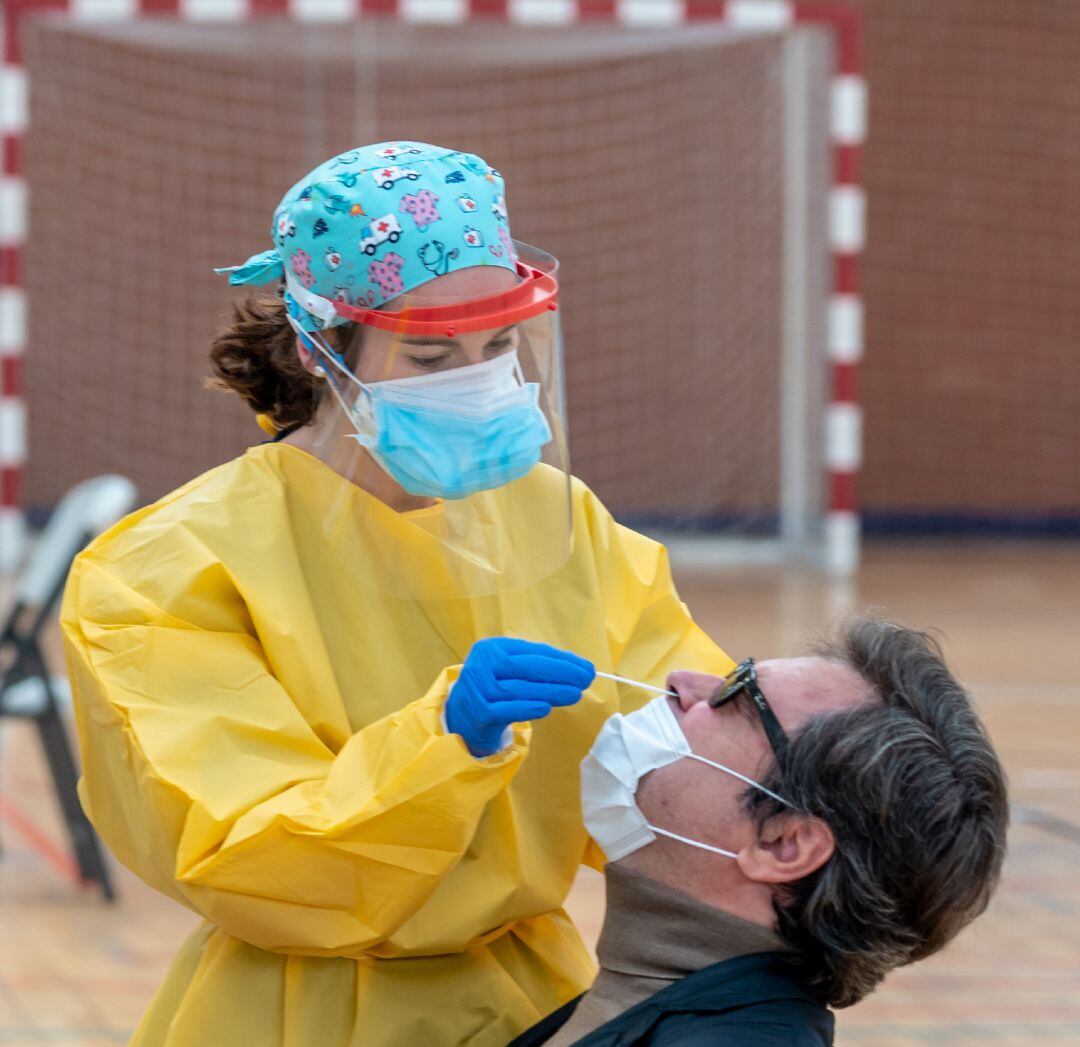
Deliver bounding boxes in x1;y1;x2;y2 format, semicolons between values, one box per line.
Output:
287;310;552;500
350;351;553;499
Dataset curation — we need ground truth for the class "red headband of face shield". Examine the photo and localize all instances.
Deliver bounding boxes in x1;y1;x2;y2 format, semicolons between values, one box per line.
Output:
330;258;558;337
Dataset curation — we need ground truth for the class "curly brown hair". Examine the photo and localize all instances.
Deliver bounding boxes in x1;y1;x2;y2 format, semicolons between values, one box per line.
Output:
207;290;362;430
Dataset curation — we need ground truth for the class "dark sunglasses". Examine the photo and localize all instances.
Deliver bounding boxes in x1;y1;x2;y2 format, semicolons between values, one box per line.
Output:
708;658;790;759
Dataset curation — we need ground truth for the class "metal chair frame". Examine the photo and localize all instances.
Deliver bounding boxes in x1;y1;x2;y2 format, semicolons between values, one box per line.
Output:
0;475;137;902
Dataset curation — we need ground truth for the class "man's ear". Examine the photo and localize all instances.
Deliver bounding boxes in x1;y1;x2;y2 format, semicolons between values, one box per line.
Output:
736;814;835;885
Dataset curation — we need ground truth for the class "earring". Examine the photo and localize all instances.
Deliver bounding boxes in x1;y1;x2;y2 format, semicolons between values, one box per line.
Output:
313;365;327;379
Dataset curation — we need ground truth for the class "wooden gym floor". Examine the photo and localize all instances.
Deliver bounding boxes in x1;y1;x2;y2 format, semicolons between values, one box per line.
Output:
1;541;1078;1045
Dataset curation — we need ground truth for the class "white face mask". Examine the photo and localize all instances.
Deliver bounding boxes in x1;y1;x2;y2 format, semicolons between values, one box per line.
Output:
580;694;792;863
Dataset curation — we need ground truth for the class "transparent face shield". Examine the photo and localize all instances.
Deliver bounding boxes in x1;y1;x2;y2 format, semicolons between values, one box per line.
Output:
284;242;573;600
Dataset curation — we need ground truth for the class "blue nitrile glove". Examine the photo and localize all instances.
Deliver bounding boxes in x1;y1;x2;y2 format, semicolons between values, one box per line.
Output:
446;638;596;757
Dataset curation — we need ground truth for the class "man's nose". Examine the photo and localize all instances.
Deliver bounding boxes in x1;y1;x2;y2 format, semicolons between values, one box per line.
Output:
666;670;722;711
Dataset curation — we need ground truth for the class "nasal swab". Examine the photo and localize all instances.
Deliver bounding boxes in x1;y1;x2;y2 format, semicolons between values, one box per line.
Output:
595;671;678;698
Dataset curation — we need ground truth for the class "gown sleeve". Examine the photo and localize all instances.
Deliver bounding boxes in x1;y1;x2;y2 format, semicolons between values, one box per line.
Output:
579;483;736;702
61;549;529;959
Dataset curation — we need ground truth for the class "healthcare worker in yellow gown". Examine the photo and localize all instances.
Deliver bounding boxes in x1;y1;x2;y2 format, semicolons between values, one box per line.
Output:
61;142;734;1046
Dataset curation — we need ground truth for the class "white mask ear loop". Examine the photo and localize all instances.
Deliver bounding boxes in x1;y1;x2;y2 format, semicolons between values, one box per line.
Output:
648;827;739;860
683;753;793;809
646;753;792;859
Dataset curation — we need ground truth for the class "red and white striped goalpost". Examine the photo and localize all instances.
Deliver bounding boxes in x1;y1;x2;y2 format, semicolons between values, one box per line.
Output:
0;0;865;575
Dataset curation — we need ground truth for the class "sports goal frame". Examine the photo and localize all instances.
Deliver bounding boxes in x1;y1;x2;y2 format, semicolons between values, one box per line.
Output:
0;0;865;575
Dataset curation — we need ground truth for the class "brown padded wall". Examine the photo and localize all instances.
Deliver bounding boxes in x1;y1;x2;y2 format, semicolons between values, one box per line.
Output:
847;0;1080;517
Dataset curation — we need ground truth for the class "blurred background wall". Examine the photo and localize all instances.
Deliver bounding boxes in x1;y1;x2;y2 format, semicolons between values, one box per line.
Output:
848;0;1080;534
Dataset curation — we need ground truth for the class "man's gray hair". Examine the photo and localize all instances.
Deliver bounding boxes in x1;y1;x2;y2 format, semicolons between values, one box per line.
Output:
745;617;1009;1008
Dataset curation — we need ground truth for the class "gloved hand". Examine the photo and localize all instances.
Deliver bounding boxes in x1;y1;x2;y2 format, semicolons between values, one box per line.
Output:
446;638;596;757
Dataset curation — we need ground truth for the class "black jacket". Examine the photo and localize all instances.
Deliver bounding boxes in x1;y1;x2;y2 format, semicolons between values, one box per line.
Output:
509;952;834;1046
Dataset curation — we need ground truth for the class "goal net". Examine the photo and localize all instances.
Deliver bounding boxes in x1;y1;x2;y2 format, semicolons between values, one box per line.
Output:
18;14;838;570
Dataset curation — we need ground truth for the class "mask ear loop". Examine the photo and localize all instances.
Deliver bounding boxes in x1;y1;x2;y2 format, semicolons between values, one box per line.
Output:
682;753;793;809
645;761;792;861
647;827;739;859
284;309;379;444
284;308;349;378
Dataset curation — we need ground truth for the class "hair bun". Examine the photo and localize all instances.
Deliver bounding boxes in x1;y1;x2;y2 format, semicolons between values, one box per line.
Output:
208;292;323;429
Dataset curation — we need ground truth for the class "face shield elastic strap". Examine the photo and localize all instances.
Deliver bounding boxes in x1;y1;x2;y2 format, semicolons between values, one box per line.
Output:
284;270;341;329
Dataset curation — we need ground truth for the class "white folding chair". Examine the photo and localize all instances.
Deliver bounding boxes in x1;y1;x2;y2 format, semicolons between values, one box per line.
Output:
0;475;137;901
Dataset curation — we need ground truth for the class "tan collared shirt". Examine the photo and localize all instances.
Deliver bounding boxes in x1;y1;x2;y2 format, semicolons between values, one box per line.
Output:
548;864;784;1046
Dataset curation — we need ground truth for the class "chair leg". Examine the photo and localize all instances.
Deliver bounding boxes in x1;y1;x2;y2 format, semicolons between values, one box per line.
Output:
34;707;116;902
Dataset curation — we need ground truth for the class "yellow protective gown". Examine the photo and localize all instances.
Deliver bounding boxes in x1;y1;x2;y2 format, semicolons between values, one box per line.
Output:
61;442;733;1047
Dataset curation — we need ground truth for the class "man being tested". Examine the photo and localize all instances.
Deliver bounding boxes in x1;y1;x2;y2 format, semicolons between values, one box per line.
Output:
516;617;1009;1046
